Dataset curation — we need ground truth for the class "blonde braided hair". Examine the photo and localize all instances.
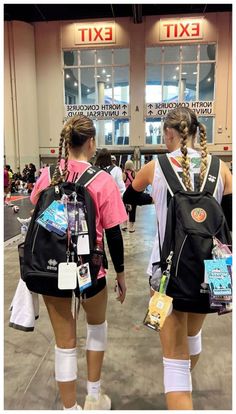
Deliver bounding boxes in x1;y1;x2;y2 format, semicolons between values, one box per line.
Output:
163;107;208;191
198;122;208;186
51;115;96;186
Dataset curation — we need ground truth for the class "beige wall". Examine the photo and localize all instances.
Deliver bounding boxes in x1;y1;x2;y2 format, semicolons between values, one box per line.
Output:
4;12;232;167
4;21;39;171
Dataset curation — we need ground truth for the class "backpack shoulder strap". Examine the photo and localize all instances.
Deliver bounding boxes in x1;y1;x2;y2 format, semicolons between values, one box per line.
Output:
158;154;186;195
200;155;220;195
106;165;115;174
76;165;102;187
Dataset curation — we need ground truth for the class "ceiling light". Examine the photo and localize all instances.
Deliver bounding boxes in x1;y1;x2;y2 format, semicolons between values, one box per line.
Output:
207;77;211;82
66;74;70;79
74;82;78;86
102;69;106;74
173;75;177;80
96;75;100;78
87;88;90;92
97;58;101;63
182;72;187;75
106;74;111;77
193;72;197;75
176;66;179;71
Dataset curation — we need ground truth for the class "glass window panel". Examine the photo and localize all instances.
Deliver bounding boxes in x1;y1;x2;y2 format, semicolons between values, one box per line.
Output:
182;45;197;61
114;67;129;104
80;49;95;66
146;65;162;102
115;119;129;145
198;117;213;143
64;68;78;104
200;44;216;61
104;84;112;104
114;48;129;65
97;49;112;65
163;65;179;102
199;63;215;100
96;120;111;146
180;64;197;101
80;67;95;104
146;47;162;64
63;51;78;66
145;119;162;144
164;46;180;62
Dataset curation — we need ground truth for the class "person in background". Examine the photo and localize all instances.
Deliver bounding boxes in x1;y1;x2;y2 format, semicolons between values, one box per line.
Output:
29;116;127;410
95;149;125;197
122;160;136;233
4;165;13;205
27;163;36;194
123;107;232;410
4;165;10;205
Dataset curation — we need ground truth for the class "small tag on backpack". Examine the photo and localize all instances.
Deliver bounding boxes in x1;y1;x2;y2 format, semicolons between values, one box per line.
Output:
77;263;92;292
77;234;90;255
58;262;77;290
143;292;173;331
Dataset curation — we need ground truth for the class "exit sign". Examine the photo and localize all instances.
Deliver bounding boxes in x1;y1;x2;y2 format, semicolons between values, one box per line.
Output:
160;18;204;41
75;22;116;45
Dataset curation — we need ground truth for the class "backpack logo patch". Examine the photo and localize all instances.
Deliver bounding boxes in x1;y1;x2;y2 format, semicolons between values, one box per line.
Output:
191;208;207;223
47;259;58;271
208;174;216;183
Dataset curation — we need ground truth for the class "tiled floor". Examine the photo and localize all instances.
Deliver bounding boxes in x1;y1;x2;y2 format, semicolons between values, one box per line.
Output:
4;201;232;410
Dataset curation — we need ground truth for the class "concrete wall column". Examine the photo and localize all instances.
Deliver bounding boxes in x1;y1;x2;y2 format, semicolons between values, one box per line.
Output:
4;21;40;171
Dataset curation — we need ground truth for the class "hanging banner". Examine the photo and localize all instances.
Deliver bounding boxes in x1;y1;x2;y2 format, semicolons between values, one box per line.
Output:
65;103;129;119
160;18;204;41
146;101;215;117
75;21;116;45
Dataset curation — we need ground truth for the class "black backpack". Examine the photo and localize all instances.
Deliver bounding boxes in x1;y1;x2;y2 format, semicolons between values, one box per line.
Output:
157;154;232;313
22;165;104;297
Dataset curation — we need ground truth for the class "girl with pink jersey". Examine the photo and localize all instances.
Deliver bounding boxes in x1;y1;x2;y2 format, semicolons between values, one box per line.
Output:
30;115;127;410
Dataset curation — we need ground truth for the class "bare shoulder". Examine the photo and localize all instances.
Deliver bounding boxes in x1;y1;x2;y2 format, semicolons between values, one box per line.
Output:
220;159;232;195
133;160;156;191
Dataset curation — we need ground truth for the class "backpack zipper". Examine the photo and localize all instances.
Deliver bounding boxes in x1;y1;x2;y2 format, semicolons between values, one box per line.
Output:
175;235;188;277
31;224;39;253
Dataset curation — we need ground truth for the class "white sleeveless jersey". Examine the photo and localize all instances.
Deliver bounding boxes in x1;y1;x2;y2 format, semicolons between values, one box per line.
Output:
147;148;224;275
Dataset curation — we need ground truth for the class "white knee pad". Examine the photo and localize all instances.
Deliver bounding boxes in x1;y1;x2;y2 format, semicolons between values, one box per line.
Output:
163;357;192;393
55;345;77;382
86;321;107;351
188;329;202;356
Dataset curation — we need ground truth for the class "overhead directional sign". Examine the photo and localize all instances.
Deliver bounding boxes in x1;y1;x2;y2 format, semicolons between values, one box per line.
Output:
65;103;129;119
146;101;215;117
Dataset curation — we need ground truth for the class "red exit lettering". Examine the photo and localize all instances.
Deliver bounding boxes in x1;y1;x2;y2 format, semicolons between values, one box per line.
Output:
163;21;201;39
78;26;113;43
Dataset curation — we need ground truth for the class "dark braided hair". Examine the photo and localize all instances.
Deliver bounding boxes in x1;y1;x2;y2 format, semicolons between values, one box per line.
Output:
163;107;208;190
51;115;96;185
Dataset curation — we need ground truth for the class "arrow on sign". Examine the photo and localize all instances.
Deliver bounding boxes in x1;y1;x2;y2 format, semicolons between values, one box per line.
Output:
148;110;153;115
122;104;127;109
122;111;127;116
148;104;153;109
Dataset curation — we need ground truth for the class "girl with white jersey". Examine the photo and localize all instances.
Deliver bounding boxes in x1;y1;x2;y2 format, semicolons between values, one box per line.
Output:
123;107;232;410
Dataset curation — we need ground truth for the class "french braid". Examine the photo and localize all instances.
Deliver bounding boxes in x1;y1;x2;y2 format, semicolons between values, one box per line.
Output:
198;122;208;186
179;119;192;191
163;107;209;191
50;115;96;186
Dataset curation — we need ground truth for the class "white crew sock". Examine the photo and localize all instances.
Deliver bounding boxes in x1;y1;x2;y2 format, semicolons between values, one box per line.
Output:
87;380;101;400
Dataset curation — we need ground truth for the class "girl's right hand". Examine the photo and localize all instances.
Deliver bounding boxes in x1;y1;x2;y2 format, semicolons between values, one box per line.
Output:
115;272;126;303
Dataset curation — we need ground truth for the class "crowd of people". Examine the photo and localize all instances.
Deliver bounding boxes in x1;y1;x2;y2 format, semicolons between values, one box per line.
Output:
5;108;232;411
4;163;37;205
